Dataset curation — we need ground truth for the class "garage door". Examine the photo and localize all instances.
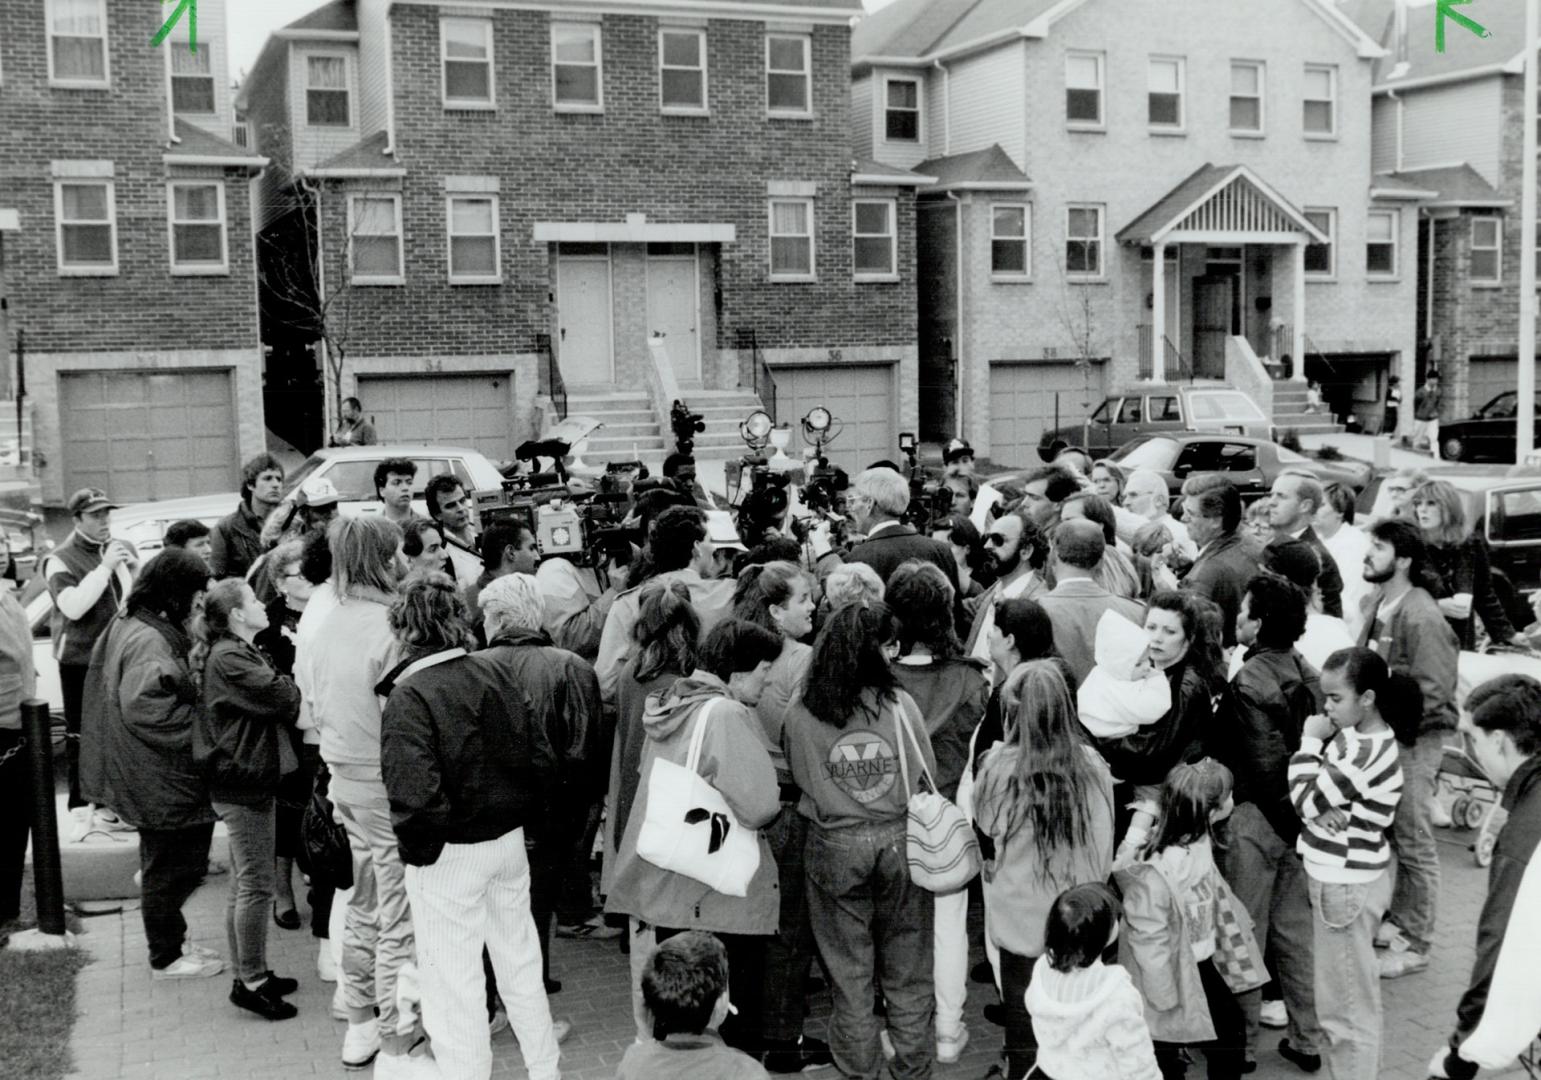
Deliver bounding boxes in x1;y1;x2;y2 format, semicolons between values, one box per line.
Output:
1467;357;1518;414
61;370;238;502
989;361;1109;468
771;363;897;477
357;373;515;460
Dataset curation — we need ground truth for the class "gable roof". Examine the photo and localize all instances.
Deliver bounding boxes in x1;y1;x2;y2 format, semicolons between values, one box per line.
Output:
305;131;403;177
916;145;1032;190
1382;164;1507;208
164;118;269;169
852;158;938;186
284;0;357;33
1355;0;1530;91
1116;163;1326;245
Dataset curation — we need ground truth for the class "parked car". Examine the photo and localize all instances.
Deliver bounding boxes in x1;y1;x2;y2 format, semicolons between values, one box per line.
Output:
1104;434;1372;502
1037;385;1273;461
1434;391;1541;464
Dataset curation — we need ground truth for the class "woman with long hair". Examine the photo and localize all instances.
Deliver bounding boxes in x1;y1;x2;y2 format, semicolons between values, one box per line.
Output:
1410;480;1519;649
255;539;309;933
402;518;449;580
194;578;303;1019
785;603;939;1079
1092;460;1128;505
973;660;1116;1078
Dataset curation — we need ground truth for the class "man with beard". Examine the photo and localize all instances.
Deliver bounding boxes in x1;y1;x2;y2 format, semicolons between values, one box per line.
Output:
963;508;1049;679
1358;518;1458;981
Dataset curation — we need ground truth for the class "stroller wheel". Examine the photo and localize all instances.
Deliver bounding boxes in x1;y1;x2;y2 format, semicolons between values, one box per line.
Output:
1449;796;1470;828
1462;797;1488;830
1474;827;1498;868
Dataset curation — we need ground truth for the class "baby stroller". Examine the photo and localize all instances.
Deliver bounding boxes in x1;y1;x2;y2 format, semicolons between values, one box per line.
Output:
1434;733;1506;868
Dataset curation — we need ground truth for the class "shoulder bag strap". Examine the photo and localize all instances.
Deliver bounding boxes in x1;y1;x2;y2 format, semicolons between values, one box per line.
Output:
683;697;718;775
894;697;937;794
891;701;911;800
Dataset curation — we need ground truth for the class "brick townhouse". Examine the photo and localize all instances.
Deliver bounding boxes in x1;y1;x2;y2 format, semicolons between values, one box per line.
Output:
0;0;267;504
1350;0;1537;450
239;0;929;472
852;0;1426;466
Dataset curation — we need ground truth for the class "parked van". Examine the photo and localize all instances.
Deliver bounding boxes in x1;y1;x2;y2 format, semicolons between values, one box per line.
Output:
1037;385;1272;461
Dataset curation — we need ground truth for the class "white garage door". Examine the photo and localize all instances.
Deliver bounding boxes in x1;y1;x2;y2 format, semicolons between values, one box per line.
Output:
989;361;1109;469
357;373;515;460
771;363;897;477
61;370;238;502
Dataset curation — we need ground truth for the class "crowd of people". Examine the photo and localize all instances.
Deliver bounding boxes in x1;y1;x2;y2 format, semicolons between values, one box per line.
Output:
1;438;1538;1080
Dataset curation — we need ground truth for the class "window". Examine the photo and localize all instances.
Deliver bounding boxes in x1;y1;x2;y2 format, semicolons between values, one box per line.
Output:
852;200;896;279
441;18;494;107
1230;61;1264;133
1148;57;1184;130
1367;209;1398;276
659;28;706;112
768;198;814;280
1120;397;1144;423
306;55;350;126
1218;443;1259;471
1065;204;1103;277
1303;64;1336;136
1304;208;1335;276
1153;396;1181;421
54;180;116;274
885;78;919;141
552;23;601;109
1065;52;1103;126
233;119;250;147
171;43;215;113
447;195;500;283
349;194;403;284
990;204;1029;277
766;34;811;116
168;182;227;273
1471;217;1501;283
48;0;108;85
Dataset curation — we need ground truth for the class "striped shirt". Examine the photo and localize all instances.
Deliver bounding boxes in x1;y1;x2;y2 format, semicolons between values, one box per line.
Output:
1289;727;1403;883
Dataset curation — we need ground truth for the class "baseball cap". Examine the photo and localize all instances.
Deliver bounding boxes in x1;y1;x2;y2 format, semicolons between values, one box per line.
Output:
943;438;975;464
67;488;118;515
704;510;747;552
300;476;341;508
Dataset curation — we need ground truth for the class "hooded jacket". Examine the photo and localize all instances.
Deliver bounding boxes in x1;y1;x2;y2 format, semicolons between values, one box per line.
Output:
605;674;781;935
1078;610;1171;740
1025;960;1162;1080
595;569;734;705
478;625;603;799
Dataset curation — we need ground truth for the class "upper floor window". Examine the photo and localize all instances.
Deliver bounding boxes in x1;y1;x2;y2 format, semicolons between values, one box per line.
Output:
48;0;109;86
233;118;250;147
168;181;228;274
55;179;116;275
1065;51;1103;127
1147;57;1184;130
442;18;494;108
552;22;602;110
171;43;215;114
1066;204;1104;277
1367;209;1399;277
659;28;707;112
349;194;404;285
306;55;351;126
885;78;919;141
769;198;815;280
1303;64;1337;137
1471;217;1502;283
1304;208;1335;277
853;200;896;280
447;195;501;284
1230;61;1264;134
766;34;811;117
991;204;1030;279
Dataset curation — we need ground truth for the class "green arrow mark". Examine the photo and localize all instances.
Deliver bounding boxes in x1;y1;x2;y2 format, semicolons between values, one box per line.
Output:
1435;0;1490;54
151;0;198;53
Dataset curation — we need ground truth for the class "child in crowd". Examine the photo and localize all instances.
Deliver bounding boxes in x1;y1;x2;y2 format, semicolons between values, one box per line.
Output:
615;931;769;1080
1243;500;1273;548
1026;883;1161;1080
1115;760;1249;1080
1305;380;1323;414
1289;647;1407;1080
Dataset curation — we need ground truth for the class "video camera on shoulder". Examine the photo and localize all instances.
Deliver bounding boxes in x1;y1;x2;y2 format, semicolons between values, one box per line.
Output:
472;469;632;569
897;432;951;531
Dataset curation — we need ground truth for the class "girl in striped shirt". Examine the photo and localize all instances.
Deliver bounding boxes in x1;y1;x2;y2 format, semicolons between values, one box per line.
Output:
1289;646;1409;1080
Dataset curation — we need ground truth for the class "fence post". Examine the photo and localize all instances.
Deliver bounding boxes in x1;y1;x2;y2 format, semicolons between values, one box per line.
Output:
12;698;71;948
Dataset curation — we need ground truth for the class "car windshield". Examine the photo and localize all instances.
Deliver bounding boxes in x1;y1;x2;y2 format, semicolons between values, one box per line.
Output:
280;456;326;500
1188;391;1266;422
1276;446;1310;464
1109;436;1181;472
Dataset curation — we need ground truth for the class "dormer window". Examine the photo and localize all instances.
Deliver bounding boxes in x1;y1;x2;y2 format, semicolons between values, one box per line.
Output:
885;78;919;142
306;54;351;126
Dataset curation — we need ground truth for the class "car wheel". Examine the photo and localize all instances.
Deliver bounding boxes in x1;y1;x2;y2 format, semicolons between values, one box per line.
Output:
1441;436;1465;461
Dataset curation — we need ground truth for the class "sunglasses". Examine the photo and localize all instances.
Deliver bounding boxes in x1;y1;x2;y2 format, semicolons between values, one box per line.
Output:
985;533;1011;547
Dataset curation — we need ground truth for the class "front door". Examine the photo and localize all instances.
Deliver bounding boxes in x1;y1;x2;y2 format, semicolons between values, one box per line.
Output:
646;245;700;383
1193;276;1233;380
556;252;614;386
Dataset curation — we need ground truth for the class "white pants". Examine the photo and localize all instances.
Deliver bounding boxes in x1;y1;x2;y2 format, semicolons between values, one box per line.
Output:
933;889;969;1037
627;918;658;1044
403;829;561;1080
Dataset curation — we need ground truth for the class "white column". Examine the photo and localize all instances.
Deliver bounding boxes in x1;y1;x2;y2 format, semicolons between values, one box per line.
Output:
1151;240;1167;382
1292;240;1306;382
1518;0;1538;460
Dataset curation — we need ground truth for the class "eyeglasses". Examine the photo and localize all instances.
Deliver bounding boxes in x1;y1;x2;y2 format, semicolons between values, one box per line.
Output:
985;533;1010;547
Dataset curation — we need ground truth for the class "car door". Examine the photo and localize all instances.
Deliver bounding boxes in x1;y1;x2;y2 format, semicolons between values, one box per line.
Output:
1148;394;1182;435
1487;484;1541;598
1085;398;1120;457
1111;395;1145;449
1216;441;1268;500
1471;392;1516;462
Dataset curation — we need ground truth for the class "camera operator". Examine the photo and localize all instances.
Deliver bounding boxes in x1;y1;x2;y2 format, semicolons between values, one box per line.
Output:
426;473;483;590
662;452;716;509
462;520;541;645
942;438;975;479
811;467;960;595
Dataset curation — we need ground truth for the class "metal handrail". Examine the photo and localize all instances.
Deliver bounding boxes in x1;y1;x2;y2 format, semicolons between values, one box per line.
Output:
1137;325;1194;382
738;328;776;425
537;333;567;421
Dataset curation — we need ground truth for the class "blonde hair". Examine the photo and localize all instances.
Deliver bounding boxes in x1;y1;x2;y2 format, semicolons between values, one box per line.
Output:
1411;480;1470;547
824;562;884;609
480;573;546;637
330;516;403;599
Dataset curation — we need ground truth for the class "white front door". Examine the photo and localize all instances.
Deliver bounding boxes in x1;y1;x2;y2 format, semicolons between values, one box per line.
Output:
646;246;700;382
556;253;614;386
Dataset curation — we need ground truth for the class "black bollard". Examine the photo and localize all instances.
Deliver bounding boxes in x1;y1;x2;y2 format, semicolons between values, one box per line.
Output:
21;698;66;937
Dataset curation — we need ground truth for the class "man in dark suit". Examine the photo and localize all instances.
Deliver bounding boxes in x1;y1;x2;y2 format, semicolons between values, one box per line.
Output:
1267;471;1344;619
1179;473;1263;647
1037;520;1144;686
823;467;960;593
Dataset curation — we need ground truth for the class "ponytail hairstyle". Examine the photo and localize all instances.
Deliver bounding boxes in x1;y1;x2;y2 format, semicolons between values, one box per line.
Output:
1137;758;1235;862
801;602;900;729
189;577;250;679
1320;646;1422;743
633;580;700;683
732;560;807;638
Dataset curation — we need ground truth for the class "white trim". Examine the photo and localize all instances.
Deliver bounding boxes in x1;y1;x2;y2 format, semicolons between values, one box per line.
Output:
852;197;897;281
304;50;354;128
305;166;405;178
348;192;405;286
1064;49;1104;130
659;26;709;114
1369;184;1439;200
1065;203;1104;279
1166;229;1305;245
45;0;110;88
765;32;812;118
1150;165;1326;244
446;193;502;284
533;221;735;242
50;159;113;178
53;178;117;277
1366;207;1400;279
274;29;361;41
923;179;1033;192
853;172;936;187
1228;59;1266;136
403;0;855;25
1470;215;1503;285
163;153;270;167
989;202;1031;281
0;211;19;232
767;180;817;197
166;180;229;276
552;21;604;112
1147;55;1185;133
1303;206;1336;279
882;74;921;144
768;196;815;281
440;15;496;110
443;175;500;193
1302;63;1338;139
1373;64;1509;95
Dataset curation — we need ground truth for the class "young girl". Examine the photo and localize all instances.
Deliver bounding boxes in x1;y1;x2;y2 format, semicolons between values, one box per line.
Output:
1026;883;1161;1080
1288;647;1407;1080
1115;760;1248;1080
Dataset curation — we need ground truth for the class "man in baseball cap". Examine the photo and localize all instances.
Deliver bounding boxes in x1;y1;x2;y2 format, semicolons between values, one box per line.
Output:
299;476;341;530
943;438;976;478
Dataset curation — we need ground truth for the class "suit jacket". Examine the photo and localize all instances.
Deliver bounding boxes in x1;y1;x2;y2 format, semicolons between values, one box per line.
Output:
1357;585;1459;739
842;523;961;593
1037;577;1145;687
1181;530;1263;647
1270;526;1344;619
962;571;1046;657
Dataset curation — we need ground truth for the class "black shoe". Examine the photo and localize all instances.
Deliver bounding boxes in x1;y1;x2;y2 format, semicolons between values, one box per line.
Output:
273;902;301;931
1279;1039;1322;1074
230;979;298;1021
982;1002;1006;1027
970;959;994;985
545;977;562;994
257;972;299;997
762;1035;834;1073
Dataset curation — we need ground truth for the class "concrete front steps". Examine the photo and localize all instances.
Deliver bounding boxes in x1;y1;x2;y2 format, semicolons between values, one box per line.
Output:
1272;383;1345;438
564;387;765;464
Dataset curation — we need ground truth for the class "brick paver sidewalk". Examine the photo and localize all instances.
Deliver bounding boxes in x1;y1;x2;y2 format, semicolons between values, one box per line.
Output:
66;829;1528;1080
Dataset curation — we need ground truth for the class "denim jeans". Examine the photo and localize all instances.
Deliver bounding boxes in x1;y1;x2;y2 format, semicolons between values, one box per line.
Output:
1215;802;1321;1055
60;664;88;809
139;821;217;969
805;819;934;1080
1386;733;1442;953
762;804;814;1044
1308;871;1392;1080
213;799;277;984
999;950;1039;1077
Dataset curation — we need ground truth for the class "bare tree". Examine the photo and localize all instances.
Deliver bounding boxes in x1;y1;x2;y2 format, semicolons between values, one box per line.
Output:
1051;259;1106;446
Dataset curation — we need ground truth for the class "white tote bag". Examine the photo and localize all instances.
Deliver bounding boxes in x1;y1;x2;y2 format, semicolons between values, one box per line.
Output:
635;699;761;897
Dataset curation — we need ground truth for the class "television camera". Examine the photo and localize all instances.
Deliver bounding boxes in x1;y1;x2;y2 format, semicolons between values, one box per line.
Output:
898;432;952;531
473;466;639;572
670;400;706;457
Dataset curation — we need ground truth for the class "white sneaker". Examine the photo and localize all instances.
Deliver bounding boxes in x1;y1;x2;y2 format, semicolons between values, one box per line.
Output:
317;941;338;983
374;1048;440;1080
342;1018;381;1070
92;807;137;833
879;1029;895;1062
1374;922;1411;952
153;954;224;979
1430;798;1453;828
937;1025;970;1064
182;942;222;962
67;806;93;843
553;1017;572;1045
1259;1000;1288;1029
331;986;350;1022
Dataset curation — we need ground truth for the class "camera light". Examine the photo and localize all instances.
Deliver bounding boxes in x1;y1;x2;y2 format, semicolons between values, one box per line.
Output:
803;406;832;434
742;410;773;441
